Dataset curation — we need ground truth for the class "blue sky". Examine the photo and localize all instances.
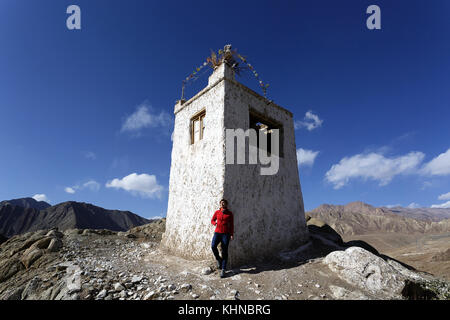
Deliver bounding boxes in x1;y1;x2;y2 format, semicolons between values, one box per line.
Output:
1;0;449;218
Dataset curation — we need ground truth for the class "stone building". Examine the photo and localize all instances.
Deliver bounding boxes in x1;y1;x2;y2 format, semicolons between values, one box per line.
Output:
161;49;309;267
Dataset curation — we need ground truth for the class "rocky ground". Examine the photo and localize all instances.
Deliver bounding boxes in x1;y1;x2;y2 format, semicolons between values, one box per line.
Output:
307;202;450;281
342;232;450;281
0;218;449;300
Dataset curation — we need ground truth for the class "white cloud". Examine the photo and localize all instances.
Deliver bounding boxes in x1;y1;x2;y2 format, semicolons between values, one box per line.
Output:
121;103;171;133
421;181;433;190
110;156;130;171
83;180;100;192
32;194;49;202
84;151;96;160
421;148;450;176
431;201;450;209
294;110;323;131
438;192;450;201
106;173;163;199
407;202;421;209
385;204;401;208
297;148;319;167
325;151;425;189
65;187;76;194
65;180;100;194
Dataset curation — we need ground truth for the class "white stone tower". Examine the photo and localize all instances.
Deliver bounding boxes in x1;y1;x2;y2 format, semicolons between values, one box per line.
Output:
161;47;309;267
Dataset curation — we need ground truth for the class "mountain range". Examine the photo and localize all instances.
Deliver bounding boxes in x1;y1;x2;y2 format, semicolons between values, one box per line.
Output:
381;206;450;221
3;197;449;239
0;198;150;238
306;201;450;236
0;197;51;211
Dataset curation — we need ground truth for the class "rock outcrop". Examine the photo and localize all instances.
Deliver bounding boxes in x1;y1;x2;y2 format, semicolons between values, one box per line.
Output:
324;247;415;298
0;228;64;295
323;246;449;299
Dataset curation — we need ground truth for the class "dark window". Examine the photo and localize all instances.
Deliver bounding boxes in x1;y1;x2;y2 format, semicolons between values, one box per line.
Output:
249;110;283;157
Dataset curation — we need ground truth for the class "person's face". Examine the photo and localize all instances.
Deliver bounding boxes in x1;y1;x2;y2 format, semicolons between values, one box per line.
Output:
220;201;227;208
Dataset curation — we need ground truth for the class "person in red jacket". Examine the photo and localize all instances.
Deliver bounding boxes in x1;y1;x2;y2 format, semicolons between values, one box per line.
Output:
211;199;234;278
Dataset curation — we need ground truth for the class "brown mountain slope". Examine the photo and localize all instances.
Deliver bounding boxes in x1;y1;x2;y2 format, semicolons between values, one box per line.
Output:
307;201;450;236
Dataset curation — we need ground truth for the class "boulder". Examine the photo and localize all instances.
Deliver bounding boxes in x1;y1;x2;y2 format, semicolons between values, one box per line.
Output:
47;238;63;252
13;235;45;255
21;248;44;269
45;230;64;238
323;247;417;298
201;267;213;275
308;224;344;246
31;237;53;250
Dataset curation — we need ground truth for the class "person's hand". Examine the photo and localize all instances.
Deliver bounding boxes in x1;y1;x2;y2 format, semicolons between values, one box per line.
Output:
230;236;234;240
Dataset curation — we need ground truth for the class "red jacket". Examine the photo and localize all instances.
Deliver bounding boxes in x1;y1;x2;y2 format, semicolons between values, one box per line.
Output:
211;208;234;236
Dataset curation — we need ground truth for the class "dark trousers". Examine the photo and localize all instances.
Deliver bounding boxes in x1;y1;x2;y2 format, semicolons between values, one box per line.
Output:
211;232;230;270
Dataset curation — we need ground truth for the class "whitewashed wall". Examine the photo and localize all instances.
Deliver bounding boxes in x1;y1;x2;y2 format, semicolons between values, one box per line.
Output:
162;63;309;266
161;66;228;259
223;76;309;267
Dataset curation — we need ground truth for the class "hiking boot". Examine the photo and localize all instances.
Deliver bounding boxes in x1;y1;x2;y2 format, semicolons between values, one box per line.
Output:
220;269;226;278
